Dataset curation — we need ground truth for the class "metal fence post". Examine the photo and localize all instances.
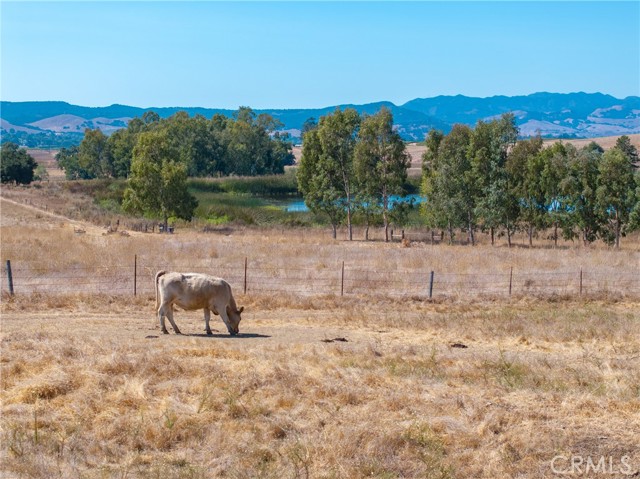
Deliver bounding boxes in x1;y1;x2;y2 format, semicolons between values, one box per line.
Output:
244;257;248;295
509;266;513;296
429;271;434;298
6;260;14;296
580;268;583;296
134;255;137;296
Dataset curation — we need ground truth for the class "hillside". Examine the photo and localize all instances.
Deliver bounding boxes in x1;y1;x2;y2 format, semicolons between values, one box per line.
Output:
2;92;639;147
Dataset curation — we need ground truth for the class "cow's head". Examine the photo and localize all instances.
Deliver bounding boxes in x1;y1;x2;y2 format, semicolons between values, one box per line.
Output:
226;305;244;335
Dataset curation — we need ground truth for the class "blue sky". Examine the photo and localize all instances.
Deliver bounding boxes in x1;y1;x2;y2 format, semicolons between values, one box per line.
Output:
1;1;638;109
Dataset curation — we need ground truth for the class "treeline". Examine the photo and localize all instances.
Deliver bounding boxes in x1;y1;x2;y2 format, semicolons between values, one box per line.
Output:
422;115;640;248
297;108;640;247
55;107;295;180
298;107;412;241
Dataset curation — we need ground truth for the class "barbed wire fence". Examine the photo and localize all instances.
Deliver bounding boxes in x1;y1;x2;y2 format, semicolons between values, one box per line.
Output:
2;257;638;299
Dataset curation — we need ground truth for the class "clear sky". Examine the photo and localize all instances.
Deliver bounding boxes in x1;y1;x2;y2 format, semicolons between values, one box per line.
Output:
1;1;639;109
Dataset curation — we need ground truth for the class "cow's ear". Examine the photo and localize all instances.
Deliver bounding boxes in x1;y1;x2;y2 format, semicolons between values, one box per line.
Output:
238;306;244;314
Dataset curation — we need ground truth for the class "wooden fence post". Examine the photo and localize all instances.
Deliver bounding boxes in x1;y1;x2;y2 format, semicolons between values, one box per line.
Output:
341;261;345;296
133;255;137;296
244;257;248;295
6;260;14;296
429;271;434;299
509;266;513;296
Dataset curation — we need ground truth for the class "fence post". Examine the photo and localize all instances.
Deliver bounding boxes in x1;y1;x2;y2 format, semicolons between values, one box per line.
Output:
429;271;434;299
133;255;137;296
6;260;14;296
341;261;345;296
244;257;248;295
579;267;583;296
509;266;513;296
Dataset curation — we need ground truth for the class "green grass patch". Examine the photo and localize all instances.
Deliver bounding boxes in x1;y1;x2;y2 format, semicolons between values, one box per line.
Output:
188;170;299;197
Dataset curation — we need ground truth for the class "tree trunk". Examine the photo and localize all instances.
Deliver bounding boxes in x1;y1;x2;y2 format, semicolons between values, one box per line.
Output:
490;227;495;246
365;223;370;241
447;220;453;245
467;212;475;246
554;221;558;248
528;225;533;247
331;223;337;240
347;204;353;241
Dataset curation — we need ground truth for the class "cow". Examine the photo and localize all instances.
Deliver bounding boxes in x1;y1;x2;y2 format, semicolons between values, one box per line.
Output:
155;271;244;336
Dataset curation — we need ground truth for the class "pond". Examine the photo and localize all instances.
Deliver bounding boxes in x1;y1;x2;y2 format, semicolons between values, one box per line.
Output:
282;194;425;212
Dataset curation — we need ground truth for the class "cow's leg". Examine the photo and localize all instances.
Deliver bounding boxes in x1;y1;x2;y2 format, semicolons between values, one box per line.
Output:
158;303;170;334
165;304;182;335
219;307;233;335
204;309;213;335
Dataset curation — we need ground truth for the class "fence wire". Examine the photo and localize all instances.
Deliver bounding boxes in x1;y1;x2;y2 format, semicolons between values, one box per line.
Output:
1;258;638;299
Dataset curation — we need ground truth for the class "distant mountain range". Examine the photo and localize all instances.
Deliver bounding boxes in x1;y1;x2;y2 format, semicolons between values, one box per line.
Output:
2;92;639;147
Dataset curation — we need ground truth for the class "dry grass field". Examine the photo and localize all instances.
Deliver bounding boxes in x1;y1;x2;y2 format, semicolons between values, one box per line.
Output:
1;192;640;478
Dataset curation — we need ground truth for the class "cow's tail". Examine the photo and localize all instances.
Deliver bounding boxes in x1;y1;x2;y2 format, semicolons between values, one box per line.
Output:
155;270;166;310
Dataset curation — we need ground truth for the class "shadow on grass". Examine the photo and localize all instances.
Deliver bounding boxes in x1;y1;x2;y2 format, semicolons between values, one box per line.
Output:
188;332;272;339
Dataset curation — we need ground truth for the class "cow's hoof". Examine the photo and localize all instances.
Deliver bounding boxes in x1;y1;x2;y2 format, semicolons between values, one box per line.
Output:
206;330;213;336
161;330;169;335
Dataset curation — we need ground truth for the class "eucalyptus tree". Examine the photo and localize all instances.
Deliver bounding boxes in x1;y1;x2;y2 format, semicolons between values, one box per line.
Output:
470;114;519;246
614;135;639;168
354;107;410;242
540;141;571;247
421;124;475;244
78;128;112;178
303;108;360;240
507;135;545;246
560;142;603;245
596;148;637;247
297;127;346;238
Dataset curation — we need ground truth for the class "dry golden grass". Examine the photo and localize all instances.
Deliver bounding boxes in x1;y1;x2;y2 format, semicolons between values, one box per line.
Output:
1;294;639;478
1;187;640;478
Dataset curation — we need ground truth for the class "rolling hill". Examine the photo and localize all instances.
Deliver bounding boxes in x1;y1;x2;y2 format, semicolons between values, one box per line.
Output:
2;92;639;147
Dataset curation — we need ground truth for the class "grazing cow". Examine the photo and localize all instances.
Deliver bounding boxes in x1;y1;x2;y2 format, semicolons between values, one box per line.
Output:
155;271;244;335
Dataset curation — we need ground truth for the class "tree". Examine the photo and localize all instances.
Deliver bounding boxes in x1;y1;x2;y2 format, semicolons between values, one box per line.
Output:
222;107;293;176
354;107;410;242
507;135;545;246
56;145;91;180
596;148;637;247
0;142;37;184
107;117;149;178
78;128;112;178
470;114;519;246
539;142;571;247
301;117;318;138
614;135;639;168
316;108;361;240
297;128;346;238
421;125;475;244
122;129;197;231
560;142;603;245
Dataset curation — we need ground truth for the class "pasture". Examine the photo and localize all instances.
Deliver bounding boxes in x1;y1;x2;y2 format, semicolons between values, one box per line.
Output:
1;197;639;478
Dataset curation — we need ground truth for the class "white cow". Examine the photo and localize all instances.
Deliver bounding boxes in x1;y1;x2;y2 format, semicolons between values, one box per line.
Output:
155;271;244;335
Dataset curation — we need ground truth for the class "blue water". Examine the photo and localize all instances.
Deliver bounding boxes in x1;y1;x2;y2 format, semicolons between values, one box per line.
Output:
283;194;425;213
